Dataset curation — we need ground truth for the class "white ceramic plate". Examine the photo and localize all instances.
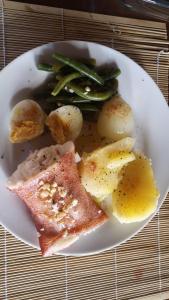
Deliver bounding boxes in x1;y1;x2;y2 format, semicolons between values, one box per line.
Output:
0;41;169;256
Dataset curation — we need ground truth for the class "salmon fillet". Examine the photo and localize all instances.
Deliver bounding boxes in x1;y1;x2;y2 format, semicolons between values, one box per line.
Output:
7;142;108;256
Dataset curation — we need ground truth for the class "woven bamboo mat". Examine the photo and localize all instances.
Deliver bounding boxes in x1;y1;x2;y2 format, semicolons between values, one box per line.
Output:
0;1;169;299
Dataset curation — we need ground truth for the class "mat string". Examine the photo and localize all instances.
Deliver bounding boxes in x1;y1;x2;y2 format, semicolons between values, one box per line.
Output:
61;8;65;40
1;1;8;299
157;50;169;86
64;256;69;300
1;0;6;68
113;49;169;298
157;212;162;291
112;25;121;36
61;10;68;299
3;230;8;300
156;49;169;292
114;248;118;300
0;4;169;299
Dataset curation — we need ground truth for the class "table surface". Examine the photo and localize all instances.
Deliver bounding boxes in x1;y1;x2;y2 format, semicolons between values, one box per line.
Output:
13;0;169;36
1;2;169;300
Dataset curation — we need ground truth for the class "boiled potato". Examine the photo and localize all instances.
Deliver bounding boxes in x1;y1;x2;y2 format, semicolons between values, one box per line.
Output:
9;99;46;143
46;105;83;144
112;153;160;223
107;150;135;169
79;137;135;199
75;121;112;155
97;96;134;141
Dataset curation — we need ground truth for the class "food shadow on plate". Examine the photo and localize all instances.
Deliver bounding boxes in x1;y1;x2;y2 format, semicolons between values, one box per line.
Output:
35;41;119;71
9;76;54;109
34;41;91;66
10;87;34;109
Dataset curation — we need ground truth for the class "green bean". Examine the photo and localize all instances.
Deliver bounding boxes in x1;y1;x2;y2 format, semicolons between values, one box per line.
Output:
53;53;104;85
46;95;91;104
101;68;121;81
105;79;118;95
37;62;64;72
71;98;91;103
76;103;100;112
51;72;81;96
38;63;53;71
51;63;64;72
66;81;117;101
55;74;62;81
82;58;96;67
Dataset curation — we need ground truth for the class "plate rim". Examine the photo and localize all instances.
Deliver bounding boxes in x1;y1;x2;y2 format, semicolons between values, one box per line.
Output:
0;39;169;256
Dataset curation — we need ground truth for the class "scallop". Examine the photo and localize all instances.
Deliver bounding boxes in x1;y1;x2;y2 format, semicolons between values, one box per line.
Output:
9;99;46;143
46;105;83;144
97;96;134;141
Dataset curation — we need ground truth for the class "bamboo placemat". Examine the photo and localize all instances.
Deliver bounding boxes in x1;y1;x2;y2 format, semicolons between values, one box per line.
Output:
0;1;169;299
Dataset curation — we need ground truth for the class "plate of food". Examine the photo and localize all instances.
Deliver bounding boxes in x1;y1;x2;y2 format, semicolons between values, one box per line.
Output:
0;40;169;256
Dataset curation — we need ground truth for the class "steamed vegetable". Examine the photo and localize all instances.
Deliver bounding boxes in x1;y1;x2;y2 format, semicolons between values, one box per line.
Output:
9;99;46;143
97;96;134;141
51;72;81;96
102;68;121;81
53;53;104;85
46;105;83;144
37;62;64;72
36;53;121;115
65;79;117;101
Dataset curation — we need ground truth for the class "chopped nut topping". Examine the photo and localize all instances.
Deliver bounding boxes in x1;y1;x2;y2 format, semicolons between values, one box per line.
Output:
59;223;65;230
39;180;44;186
50;187;57;195
63;230;68;238
54;211;66;222
59;199;65;205
38;181;59;201
52;203;59;213
72;199;78;207
46;199;52;203
40;191;49;199
58;186;67;197
42;183;51;191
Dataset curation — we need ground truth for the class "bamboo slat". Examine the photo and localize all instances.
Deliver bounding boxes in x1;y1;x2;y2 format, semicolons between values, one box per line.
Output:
0;1;169;300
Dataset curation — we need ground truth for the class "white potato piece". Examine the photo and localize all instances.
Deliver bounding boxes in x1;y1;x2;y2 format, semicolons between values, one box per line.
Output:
112;153;160;223
9;99;46;143
79;137;135;199
97;96;134;141
46;105;83;144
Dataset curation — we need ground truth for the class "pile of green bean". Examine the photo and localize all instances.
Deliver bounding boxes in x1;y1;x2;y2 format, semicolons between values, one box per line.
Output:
36;53;121;114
